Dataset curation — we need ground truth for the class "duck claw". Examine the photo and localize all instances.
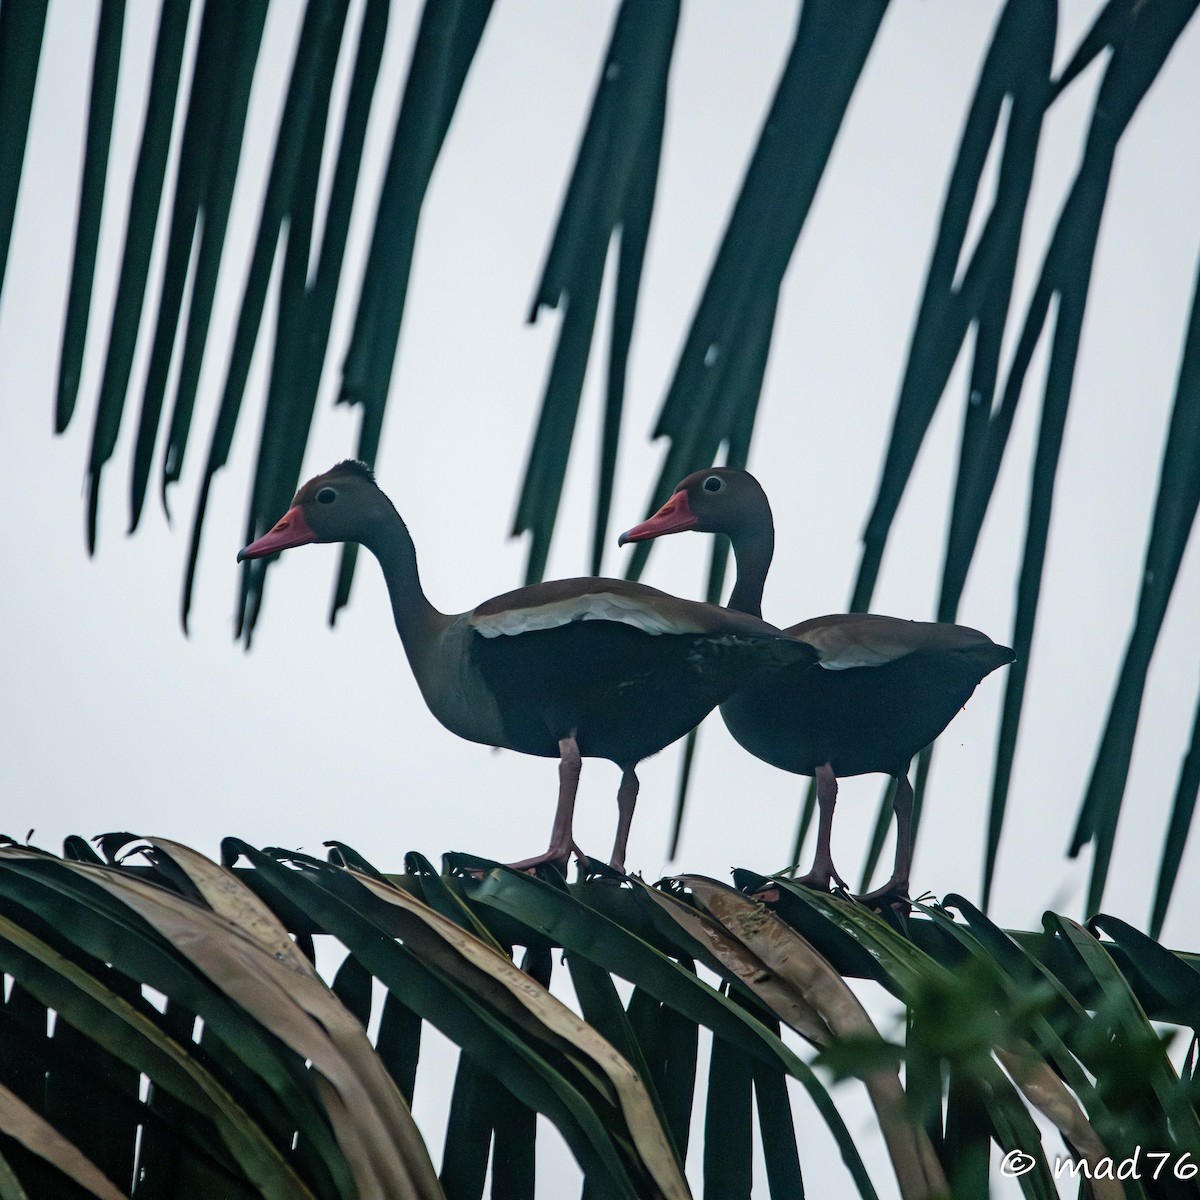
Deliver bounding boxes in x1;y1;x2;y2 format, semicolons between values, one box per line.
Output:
787;863;849;893
852;881;912;913
505;841;589;876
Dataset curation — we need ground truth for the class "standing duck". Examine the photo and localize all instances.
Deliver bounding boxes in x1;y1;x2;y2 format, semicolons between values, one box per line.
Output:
619;467;1013;902
238;461;814;873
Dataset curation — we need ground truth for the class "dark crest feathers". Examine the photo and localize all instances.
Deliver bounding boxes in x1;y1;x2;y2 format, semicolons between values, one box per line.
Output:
329;459;375;483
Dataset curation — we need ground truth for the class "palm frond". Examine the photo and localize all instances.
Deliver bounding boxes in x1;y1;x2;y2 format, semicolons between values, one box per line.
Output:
515;0;679;584
83;0;191;555
989;0;1200;918
1153;685;1200;938
624;0;888;586
2;837;1199;1196
56;0;124;435
1075;252;1200;916
324;0;494;635
0;0;48;302
182;0;383;633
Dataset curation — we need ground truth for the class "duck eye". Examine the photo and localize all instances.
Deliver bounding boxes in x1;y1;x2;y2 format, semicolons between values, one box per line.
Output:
703;475;723;493
317;487;337;505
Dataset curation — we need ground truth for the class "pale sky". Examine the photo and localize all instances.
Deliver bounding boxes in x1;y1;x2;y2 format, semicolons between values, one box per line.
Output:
4;3;1200;1196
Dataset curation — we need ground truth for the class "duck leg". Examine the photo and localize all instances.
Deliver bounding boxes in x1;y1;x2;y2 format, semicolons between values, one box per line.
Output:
608;768;639;873
508;736;587;872
855;773;913;907
793;763;848;891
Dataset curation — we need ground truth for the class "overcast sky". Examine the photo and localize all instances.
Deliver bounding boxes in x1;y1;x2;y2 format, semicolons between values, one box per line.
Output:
4;2;1200;1195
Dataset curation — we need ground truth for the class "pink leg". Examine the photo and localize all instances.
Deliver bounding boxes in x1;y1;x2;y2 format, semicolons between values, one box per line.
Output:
856;774;913;907
507;736;586;872
608;768;639;872
793;763;847;891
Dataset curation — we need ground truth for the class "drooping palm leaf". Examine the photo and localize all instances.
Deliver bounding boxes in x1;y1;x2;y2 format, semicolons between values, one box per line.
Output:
0;0;48;305
987;0;1199;917
652;875;948;1198
1152;684;1200;939
326;0;494;633
1073;253;1200;917
223;841;687;1199
624;0;888;587
852;0;1056;615
0;1077;126;1200
438;1053;493;1199
129;0;268;532
0;870;338;1197
182;0;384;633
514;0;679;584
1048;911;1200;1155
84;0;191;554
926;897;1137;1172
236;0;355;644
848;0;1200;912
4;838;1200;1196
451;858;879;1196
56;0;125;435
849;0;1058;894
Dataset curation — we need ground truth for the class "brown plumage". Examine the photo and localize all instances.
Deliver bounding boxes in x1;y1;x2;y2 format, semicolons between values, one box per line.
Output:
239;462;814;872
620;467;1013;901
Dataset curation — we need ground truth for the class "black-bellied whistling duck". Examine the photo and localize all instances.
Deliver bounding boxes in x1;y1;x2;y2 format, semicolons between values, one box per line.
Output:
238;461;814;873
620;467;1014;902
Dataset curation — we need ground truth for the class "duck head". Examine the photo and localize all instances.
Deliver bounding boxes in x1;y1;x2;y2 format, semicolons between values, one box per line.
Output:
237;460;392;560
618;467;771;545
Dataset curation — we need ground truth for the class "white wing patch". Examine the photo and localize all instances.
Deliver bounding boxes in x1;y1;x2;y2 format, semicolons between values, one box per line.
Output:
804;627;916;671
789;613;992;670
471;592;706;639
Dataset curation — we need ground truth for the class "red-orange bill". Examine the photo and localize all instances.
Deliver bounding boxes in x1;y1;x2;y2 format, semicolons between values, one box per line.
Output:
618;491;697;545
237;506;317;561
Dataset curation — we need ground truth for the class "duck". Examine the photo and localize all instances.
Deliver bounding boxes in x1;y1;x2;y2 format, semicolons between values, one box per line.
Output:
238;461;815;873
619;467;1014;902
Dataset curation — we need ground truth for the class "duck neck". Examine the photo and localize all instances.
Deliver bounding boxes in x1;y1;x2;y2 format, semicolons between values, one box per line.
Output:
361;508;447;666
726;520;774;619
